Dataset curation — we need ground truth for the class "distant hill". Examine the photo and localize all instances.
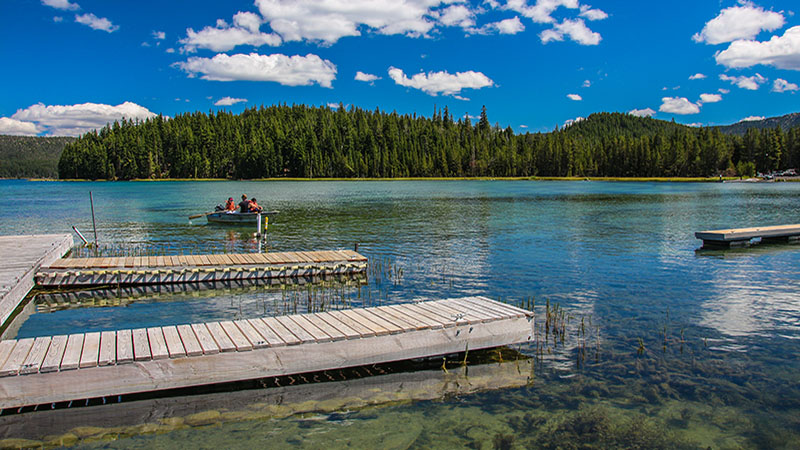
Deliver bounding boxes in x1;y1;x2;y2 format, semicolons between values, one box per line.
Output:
563;112;692;138
717;112;800;135
0;135;74;178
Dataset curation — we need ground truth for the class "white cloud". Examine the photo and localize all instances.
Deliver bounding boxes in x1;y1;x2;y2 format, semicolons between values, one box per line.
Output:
715;26;800;70
9;102;156;136
699;93;723;103
355;71;381;83
540;18;601;45
582;79;591;87
519;124;528;128
566;93;582;101
564;116;584;127
718;88;730;94
181;11;281;52
629;107;656;117
388;67;494;97
42;0;79;11
659;97;700;115
166;48;175;54
214;97;248;106
741;115;765;121
579;5;607;21
0;118;41;136
175;53;337;87
437;5;475;28
719;73;767;90
472;16;525;35
75;13;118;33
53;16;64;22
693;2;785;45
153;31;166;40
689;73;706;80
506;0;580;24
254;0;440;44
773;78;799;92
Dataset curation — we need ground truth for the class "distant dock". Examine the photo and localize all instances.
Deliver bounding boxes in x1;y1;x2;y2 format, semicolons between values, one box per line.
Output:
696;224;800;248
0;296;533;411
0;234;72;326
36;250;367;288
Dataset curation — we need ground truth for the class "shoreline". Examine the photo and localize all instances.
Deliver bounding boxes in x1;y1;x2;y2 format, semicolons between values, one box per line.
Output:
18;176;781;183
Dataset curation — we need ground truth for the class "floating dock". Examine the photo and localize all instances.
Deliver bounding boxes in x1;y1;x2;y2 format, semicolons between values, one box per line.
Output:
0;296;533;411
695;224;800;248
36;250;367;288
0;234;72;326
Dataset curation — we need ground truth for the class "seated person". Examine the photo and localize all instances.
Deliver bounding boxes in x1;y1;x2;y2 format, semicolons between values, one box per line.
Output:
248;198;263;213
224;197;236;211
238;194;251;213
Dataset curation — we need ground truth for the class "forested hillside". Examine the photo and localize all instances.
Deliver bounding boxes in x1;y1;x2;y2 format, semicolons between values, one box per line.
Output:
0;135;74;178
718;112;800;136
58;105;800;180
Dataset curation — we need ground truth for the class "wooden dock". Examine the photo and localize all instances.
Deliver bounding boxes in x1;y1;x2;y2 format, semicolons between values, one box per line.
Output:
0;296;533;411
36;250;367;288
695;224;800;248
0;234;72;326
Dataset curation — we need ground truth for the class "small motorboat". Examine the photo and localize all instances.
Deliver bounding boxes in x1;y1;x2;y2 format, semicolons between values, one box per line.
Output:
206;210;278;224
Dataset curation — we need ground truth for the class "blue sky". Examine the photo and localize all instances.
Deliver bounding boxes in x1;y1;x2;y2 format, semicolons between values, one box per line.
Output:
1;0;798;136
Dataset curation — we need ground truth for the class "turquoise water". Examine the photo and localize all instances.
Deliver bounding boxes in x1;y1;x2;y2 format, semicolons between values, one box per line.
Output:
1;179;799;448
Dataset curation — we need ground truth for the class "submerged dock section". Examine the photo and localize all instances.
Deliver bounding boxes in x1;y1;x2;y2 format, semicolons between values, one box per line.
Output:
0;296;533;410
695;224;800;248
36;250;367;288
0;234;72;326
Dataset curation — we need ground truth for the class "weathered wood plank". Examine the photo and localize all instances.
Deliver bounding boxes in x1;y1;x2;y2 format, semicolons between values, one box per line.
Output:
0;338;33;376
303;314;347;341
79;332;100;369
247;318;287;347
40;335;67;373
350;309;401;335
132;328;151;361
378;305;431;330
191;323;220;355
20;337;50;375
220;321;252;351
99;331;116;366
404;303;453;327
206;322;236;352
177;324;203;357
274;316;316;343
0;341;16;370
60;334;84;370
288;315;333;342
233;320;269;349
324;310;376;337
316;311;362;338
162;326;186;358
147;327;169;360
261;317;302;345
116;329;134;364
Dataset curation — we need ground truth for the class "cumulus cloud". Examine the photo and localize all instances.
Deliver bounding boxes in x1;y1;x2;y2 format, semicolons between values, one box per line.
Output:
773;78;799;92
579;5;607;21
715;26;800;70
629;107;656;117
53;16;63;22
153;31;166;40
175;53;337;87
540;18;601;45
9;102;156;136
388;67;494;97
718;88;730;94
659;97;700;115
582;79;591;87
564;116;585;127
436;4;475;28
693;1;785;45
214;97;248;106
699;93;722;103
470;16;525;35
689;73;706;80
741;115;765;121
0;118;41;136
355;71;381;83
254;0;440;44
506;0;580;24
75;13;118;32
181;11;281;52
42;0;79;11
719;73;767;90
566;93;582;101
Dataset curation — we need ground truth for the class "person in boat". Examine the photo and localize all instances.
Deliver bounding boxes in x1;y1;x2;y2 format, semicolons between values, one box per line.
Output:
238;194;251;213
248;198;263;213
224;197;236;212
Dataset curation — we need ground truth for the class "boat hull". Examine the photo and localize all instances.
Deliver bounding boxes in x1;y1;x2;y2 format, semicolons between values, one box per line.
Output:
206;211;277;224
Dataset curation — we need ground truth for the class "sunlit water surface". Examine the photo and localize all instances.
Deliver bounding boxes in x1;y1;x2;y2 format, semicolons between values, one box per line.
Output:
1;179;799;449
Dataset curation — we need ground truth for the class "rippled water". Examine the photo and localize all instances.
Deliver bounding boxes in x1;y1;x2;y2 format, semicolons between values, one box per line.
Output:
1;179;799;449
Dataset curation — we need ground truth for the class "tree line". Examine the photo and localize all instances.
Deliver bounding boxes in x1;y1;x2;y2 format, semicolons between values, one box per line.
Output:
0;135;74;178
57;105;800;180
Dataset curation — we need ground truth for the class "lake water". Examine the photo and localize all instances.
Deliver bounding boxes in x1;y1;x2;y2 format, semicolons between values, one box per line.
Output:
0;179;799;449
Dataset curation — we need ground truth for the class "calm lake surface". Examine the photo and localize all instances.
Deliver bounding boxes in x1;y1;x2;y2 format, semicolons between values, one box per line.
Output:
1;179;799;449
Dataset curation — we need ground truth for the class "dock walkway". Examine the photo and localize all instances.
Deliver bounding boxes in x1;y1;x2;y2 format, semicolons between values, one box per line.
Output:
695;224;800;248
0;296;533;410
36;250;367;288
0;234;72;326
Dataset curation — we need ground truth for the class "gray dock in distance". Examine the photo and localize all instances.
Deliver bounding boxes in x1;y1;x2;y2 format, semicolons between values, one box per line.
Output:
0;296;533;411
36;250;368;288
0;234;73;326
695;224;800;248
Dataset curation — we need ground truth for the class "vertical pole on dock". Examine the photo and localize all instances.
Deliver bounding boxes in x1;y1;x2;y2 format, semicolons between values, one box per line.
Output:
89;191;98;248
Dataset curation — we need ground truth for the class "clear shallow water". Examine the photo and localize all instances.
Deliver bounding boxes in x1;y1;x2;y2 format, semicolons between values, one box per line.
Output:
1;179;799;448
